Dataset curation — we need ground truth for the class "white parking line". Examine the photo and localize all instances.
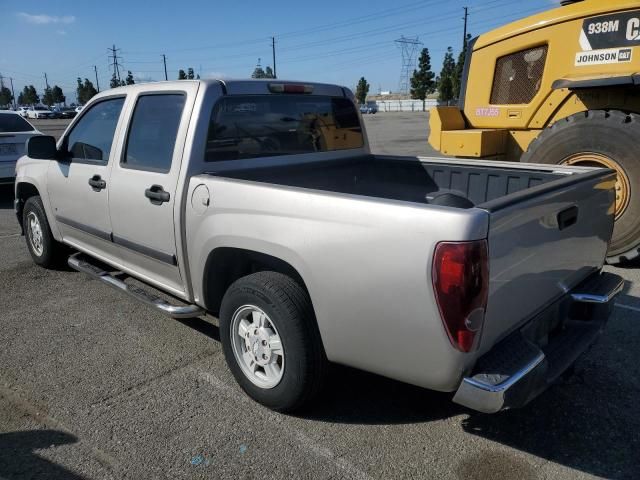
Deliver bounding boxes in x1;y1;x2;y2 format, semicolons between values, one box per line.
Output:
616;303;640;313
194;369;374;480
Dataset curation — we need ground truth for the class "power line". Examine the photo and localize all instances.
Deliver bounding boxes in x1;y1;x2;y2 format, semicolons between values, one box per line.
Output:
271;0;511;60
122;0;440;56
279;2;544;65
276;0;441;40
6;1;549;93
109;0;521;73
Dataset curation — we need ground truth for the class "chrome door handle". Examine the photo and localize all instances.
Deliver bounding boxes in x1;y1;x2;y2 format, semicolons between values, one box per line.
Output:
88;175;106;191
145;185;170;205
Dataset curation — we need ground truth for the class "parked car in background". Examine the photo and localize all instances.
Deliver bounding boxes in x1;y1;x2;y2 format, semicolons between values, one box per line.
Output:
0;111;40;183
26;106;55;119
17;107;30;117
360;104;377;114
74;105;83;113
51;106;77;119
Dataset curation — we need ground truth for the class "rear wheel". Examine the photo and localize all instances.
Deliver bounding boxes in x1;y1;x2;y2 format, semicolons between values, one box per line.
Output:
521;110;640;264
219;271;327;412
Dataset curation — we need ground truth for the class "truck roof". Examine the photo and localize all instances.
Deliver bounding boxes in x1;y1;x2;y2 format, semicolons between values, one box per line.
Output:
474;0;639;50
96;79;350;99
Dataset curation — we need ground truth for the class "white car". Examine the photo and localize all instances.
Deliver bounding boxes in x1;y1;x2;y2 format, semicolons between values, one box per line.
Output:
0;111;41;183
17;107;30;117
26;106;55;119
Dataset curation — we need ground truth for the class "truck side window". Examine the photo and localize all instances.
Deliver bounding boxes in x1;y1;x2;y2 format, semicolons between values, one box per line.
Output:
66;97;125;163
490;46;548;105
122;94;186;173
205;95;364;162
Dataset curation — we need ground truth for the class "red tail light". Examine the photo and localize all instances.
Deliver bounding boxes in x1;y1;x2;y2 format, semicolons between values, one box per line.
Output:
432;240;489;353
268;83;314;94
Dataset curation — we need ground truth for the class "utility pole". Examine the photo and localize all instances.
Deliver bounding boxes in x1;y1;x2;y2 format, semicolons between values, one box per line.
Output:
10;77;16;108
0;74;5;108
162;54;168;81
94;65;100;92
271;36;277;79
462;7;469;52
108;44;122;83
44;72;50;90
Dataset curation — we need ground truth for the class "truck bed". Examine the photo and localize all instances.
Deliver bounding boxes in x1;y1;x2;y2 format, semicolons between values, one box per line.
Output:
212;154;566;208
207;154;615;354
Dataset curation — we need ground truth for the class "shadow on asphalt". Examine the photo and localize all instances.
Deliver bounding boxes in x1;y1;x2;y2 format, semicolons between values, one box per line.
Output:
301;362;637;479
177;316;220;341
0;430;86;480
308;364;459;424
461;383;637;480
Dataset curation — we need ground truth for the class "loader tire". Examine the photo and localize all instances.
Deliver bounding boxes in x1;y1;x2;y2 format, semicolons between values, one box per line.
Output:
521;110;640;264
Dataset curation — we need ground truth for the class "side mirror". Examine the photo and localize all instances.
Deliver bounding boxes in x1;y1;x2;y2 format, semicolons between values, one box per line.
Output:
27;135;58;160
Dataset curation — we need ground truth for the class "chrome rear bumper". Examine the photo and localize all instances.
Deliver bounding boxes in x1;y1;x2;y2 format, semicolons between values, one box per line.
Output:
453;271;624;414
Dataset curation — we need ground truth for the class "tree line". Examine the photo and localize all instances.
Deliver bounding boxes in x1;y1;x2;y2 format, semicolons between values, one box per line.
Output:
1;79;102;107
2;65;205;108
410;36;471;107
354;36;471;108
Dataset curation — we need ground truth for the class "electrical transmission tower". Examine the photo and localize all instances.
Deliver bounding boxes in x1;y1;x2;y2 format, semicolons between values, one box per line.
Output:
108;44;123;84
395;36;422;95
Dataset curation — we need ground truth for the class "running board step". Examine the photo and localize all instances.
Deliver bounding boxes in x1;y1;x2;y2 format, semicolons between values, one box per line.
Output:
68;253;204;319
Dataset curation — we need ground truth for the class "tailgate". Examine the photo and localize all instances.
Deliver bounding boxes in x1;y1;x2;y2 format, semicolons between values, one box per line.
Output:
478;168;616;351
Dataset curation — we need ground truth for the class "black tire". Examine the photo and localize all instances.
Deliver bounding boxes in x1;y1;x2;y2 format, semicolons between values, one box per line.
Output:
219;271;327;412
22;196;66;268
521;110;640;263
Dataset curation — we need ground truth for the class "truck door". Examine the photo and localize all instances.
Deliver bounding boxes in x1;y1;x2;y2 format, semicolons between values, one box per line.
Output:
107;87;195;295
47;96;126;263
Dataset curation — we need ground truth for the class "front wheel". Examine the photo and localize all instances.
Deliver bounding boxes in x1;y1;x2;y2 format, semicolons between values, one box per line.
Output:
23;196;66;268
219;271;327;412
521;110;640;264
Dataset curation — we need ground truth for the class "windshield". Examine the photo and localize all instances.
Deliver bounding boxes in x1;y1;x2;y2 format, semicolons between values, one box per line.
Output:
205;95;363;161
0;113;36;132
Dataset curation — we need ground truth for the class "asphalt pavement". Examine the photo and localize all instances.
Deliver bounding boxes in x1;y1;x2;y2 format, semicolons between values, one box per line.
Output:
1;112;638;480
29;118;70;140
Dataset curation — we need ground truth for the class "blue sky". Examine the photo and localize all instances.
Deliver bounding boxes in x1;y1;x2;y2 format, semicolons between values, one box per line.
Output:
2;0;559;103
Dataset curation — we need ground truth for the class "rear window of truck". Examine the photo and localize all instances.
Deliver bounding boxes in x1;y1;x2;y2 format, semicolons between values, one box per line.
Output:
205;95;363;161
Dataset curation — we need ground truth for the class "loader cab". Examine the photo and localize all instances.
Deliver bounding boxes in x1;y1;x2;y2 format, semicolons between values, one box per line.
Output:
428;0;640;264
430;0;640;155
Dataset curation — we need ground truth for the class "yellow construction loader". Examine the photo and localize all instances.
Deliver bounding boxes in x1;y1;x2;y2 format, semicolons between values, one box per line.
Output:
429;0;640;263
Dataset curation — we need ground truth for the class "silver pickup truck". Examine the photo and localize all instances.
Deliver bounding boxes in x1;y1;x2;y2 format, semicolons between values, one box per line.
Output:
15;79;623;413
